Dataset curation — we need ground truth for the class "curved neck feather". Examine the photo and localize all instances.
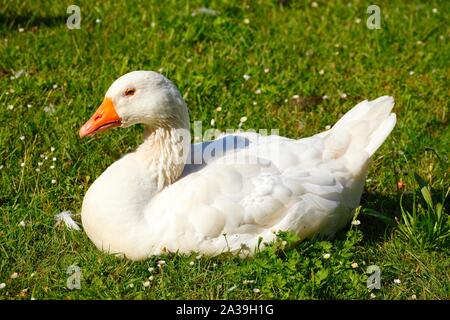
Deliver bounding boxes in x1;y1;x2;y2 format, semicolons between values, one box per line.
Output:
135;125;191;189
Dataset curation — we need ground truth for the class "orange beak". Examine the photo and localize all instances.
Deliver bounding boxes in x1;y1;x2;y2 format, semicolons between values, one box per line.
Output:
79;98;122;138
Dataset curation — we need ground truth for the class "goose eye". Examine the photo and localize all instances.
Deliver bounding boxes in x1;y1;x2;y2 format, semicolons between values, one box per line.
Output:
124;88;136;96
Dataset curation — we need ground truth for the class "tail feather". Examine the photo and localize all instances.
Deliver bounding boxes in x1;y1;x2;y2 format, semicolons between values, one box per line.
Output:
324;96;396;159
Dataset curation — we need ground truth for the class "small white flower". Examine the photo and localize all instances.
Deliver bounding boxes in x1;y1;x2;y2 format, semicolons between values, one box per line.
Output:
252;101;257;106
30;272;36;277
128;283;134;288
340;93;347;99
319;69;324;75
411;294;417;300
432;8;438;13
196;254;202;260
394;278;401;284
158;67;164;73
27;104;32;109
20;162;25;167
311;2;318;8
215;106;222;112
0;165;3;170
370;293;376;299
157;260;166;267
10;272;18;279
416;40;423;45
143;281;150;288
213;263;218;267
323;253;331;259
243;18;250;24
210;119;215;126
51;179;57;184
352;220;361;226
148;267;155;273
243;74;251;81
35;168;40;172
325;125;331;130
264;68;270;73
52;84;58;89
355;18;361;24
243;280;249;285
322;95;328;100
292;94;300;100
0;283;5;289
281;240;287;246
20;136;25;141
19;28;25;32
351;262;358;268
151;21;156;28
148;275;154;281
284;99;288;103
37;162;43;167
50;165;55;169
95;18;101;24
52;157;57;162
50;147;55;152
253;288;261;293
40;154;45;159
239;116;247;123
409;70;414;75
255;89;262;94
7;105;14;110
189;261;195;266
45;156;48;160
19;220;26;228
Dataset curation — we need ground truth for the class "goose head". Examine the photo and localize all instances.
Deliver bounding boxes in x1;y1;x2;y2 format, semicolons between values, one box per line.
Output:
79;71;189;138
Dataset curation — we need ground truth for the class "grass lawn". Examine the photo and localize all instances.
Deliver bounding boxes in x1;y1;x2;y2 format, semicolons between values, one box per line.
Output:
0;0;449;299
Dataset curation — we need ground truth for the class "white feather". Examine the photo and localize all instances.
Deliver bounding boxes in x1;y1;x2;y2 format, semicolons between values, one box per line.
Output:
55;211;81;231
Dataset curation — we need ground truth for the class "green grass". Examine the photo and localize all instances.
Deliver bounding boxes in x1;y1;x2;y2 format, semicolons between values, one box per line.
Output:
0;0;449;299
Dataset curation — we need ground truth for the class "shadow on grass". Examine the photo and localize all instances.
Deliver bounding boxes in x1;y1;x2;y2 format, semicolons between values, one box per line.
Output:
0;13;65;30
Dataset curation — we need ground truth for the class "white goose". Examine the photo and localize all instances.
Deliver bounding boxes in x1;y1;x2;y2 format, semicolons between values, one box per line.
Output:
79;71;396;260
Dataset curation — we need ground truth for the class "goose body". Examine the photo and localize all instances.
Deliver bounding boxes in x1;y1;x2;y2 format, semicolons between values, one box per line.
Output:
80;71;396;260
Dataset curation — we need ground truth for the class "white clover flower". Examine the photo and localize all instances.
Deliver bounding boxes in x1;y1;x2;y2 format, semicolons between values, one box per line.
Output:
352;220;361;226
0;283;5;289
189;261;195;266
253;288;260;293
148;275;154;281
20;136;25;141
411;294;417;300
50;165;55;169
264;68;270;73
52;157;57;162
255;89;262;94
351;262;358;268
143;281;150;288
45;156;48;160
243;18;250;24
50;147;55;152
10;272;18;279
20;162;25;167
95;18;101;24
7;105;14;110
323;253;331;259
51;179;57;184
243;74;251;81
394;279;401;284
52;84;58;89
38;162;44;167
319;69;325;75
